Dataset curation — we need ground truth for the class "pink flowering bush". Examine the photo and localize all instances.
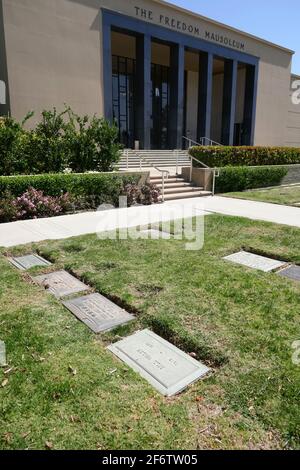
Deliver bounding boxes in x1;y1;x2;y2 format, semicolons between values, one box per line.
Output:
0;188;73;222
12;188;71;219
122;182;161;207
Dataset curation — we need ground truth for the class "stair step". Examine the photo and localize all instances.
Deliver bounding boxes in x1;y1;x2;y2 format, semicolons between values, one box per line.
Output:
161;191;212;201
119;164;190;169
150;177;185;182
157;182;191;188
119;163;189;166
164;186;203;195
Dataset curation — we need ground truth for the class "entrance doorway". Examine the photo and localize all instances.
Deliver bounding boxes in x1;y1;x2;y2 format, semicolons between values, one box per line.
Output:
112;55;171;150
112;55;136;148
150;63;170;149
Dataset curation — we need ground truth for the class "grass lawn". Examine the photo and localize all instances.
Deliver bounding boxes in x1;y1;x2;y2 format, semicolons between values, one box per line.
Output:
0;214;300;450
224;184;300;206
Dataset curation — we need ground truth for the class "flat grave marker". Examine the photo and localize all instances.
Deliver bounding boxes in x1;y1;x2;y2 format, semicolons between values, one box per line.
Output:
62;293;135;333
9;254;51;271
108;329;210;396
33;270;90;298
0;341;7;367
224;251;286;273
278;265;300;281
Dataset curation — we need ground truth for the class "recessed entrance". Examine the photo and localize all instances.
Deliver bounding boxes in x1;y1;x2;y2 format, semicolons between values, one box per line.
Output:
150;63;170;149
106;16;258;150
112;54;136;148
151;41;171;149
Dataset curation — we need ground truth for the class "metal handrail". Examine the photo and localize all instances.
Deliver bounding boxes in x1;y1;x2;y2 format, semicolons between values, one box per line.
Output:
182;137;220;196
182;136;223;147
188;155;219;196
138;154;170;203
132;148;219;199
200;136;223;146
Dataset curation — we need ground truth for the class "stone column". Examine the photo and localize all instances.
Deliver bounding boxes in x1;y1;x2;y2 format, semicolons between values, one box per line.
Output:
135;34;151;149
169;43;185;149
102;22;113;123
197;52;213;144
0;0;10;116
243;64;256;145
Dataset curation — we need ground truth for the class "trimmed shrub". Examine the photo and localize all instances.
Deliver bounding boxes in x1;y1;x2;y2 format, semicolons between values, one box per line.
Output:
0;107;122;176
0;116;26;176
65;109;122;173
215;166;288;193
0;173;141;205
0;173;158;223
189;146;300;167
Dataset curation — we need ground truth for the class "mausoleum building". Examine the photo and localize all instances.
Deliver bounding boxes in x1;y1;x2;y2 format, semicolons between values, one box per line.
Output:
1;0;300;149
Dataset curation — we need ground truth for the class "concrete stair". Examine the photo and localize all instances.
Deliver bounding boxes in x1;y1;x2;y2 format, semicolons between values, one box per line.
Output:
118;150;190;170
150;176;212;201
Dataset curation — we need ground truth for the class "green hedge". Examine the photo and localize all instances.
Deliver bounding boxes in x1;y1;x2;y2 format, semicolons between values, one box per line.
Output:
190;146;300;167
215;166;288;193
0;172;141;203
0;108;122;176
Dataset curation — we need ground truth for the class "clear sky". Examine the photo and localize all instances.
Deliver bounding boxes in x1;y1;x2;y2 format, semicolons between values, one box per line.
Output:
168;0;300;75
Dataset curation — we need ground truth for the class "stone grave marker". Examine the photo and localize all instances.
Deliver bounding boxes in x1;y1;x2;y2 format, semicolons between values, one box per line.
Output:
62;293;135;333
9;254;51;271
108;329;210;396
33;270;89;298
0;341;7;367
224;251;286;272
278;265;300;281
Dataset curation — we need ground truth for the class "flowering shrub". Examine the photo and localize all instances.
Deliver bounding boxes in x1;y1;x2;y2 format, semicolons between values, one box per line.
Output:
122;184;142;207
122;182;161;206
0;191;18;223
138;183;161;205
0;188;73;223
0;180;159;223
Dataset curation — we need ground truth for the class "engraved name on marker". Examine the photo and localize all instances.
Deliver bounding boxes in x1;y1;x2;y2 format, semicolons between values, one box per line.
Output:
9;254;51;271
62;293;135;333
108;329;210;396
33;271;89;298
224;251;286;272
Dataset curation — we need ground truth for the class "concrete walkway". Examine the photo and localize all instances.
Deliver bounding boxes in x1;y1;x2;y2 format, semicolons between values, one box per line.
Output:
0;196;299;248
201;196;300;228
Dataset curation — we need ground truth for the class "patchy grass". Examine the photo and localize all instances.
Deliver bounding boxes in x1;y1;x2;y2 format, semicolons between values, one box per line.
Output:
1;214;300;450
224;184;300;206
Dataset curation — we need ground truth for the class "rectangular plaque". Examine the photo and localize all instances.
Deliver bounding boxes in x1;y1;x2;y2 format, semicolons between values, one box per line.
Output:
278;265;300;281
62;293;135;333
33;270;90;298
9;254;51;271
224;251;286;272
0;341;7;367
108;329;210;396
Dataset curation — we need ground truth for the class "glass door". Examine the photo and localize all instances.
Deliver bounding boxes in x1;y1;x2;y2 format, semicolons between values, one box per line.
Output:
112;55;136;148
150;63;170;149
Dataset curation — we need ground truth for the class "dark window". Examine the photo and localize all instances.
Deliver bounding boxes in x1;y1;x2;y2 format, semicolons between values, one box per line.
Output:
150;63;170;149
112;55;136;148
112;56;171;149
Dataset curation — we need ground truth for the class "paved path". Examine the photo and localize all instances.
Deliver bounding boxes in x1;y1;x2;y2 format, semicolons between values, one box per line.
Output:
0;196;299;248
200;196;300;228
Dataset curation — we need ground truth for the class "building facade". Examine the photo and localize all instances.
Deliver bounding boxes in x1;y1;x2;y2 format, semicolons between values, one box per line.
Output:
0;0;299;149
